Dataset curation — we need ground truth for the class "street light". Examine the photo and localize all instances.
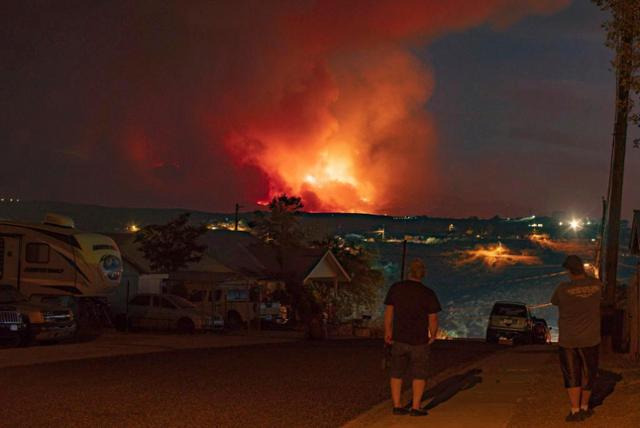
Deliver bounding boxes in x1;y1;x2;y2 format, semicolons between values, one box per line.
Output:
569;219;582;231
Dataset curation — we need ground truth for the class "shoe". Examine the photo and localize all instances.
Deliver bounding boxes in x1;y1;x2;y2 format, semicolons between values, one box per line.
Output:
580;408;594;419
409;408;428;417
565;411;584;422
392;407;409;415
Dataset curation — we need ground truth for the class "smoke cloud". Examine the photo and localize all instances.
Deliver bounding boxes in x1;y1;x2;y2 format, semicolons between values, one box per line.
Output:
1;0;570;213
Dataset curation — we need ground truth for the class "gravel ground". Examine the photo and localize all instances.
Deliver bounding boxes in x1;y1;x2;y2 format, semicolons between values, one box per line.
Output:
507;351;640;428
0;339;497;428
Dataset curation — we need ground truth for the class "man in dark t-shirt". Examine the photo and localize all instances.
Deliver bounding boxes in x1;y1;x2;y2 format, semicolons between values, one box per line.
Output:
551;255;602;422
384;258;441;417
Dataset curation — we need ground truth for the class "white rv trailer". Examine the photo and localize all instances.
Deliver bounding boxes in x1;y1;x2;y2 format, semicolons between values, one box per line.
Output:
0;213;123;338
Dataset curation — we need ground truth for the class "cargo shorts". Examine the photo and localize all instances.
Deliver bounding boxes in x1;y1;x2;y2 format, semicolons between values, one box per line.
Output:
390;341;430;380
559;344;599;390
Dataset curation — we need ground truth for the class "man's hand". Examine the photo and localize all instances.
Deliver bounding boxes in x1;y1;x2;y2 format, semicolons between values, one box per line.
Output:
428;313;438;345
385;333;393;345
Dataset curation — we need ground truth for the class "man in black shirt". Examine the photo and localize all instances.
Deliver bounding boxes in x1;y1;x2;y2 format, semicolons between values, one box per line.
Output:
384;258;442;417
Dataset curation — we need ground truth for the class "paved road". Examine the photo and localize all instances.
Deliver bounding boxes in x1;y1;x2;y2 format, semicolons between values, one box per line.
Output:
0;339;497;428
346;344;640;428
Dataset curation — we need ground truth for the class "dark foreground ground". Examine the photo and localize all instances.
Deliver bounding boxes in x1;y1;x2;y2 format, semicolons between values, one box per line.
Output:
0;339;498;428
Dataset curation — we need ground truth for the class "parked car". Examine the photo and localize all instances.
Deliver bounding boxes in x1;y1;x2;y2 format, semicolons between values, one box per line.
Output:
187;285;287;328
486;301;534;345
531;317;552;344
0;284;76;346
260;301;288;326
115;293;223;333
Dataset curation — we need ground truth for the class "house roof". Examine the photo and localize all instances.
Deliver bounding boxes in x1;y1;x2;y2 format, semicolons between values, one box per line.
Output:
198;230;279;278
202;231;350;284
109;233;233;275
281;247;350;284
110;230;351;285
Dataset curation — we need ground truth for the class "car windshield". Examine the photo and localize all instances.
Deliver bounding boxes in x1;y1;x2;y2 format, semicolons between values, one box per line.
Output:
167;295;195;309
492;304;527;317
0;285;28;303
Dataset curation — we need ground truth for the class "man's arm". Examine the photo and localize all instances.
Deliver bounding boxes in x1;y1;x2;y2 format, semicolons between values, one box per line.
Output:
384;305;394;345
428;313;438;345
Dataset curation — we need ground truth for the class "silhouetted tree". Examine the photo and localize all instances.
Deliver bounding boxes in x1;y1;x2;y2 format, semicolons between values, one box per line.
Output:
252;194;305;250
593;0;639;146
135;213;207;273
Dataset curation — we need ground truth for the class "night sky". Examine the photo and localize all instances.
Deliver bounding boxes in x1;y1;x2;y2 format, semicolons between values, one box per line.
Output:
1;1;638;217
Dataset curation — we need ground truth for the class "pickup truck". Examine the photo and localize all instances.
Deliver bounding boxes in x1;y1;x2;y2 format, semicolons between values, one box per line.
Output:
0;284;76;346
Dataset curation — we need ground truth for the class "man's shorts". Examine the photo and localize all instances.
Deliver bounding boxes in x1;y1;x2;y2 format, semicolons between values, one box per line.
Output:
390;341;430;380
558;344;599;390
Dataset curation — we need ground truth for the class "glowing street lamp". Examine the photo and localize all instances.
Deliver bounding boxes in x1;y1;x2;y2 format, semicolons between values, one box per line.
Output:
568;219;582;231
127;224;140;233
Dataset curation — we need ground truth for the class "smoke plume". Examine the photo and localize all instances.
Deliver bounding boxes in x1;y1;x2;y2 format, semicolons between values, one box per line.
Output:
1;0;570;213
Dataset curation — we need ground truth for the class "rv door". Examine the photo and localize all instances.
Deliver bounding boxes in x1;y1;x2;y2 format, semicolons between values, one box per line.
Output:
0;235;21;289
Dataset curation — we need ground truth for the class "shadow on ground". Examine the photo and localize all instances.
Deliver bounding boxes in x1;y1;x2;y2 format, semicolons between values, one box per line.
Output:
404;368;483;410
590;369;623;409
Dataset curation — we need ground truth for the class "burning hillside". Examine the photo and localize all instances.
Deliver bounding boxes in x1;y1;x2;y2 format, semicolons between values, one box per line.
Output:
456;242;542;269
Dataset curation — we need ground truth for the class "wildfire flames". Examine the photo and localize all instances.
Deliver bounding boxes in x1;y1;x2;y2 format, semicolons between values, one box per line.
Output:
529;234;595;258
457;242;541;269
111;1;570;212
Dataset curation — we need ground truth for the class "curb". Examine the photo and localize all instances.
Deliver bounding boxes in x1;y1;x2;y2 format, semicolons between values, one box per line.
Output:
342;344;511;428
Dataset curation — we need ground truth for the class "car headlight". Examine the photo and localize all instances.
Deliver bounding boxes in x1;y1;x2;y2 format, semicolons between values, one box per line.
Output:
29;312;45;323
100;255;123;281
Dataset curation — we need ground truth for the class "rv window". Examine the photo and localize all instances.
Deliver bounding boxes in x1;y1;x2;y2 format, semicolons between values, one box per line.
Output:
227;288;249;302
26;243;50;263
130;295;151;306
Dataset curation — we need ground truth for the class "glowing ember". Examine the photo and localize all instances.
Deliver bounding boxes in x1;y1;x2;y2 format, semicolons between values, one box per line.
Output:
457;242;541;269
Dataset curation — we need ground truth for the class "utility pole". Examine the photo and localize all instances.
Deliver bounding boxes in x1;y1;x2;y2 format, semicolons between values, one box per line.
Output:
234;203;241;231
598;197;607;279
400;239;407;280
603;23;633;305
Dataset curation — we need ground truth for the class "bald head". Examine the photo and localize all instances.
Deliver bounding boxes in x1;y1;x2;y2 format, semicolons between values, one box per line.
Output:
407;258;426;281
